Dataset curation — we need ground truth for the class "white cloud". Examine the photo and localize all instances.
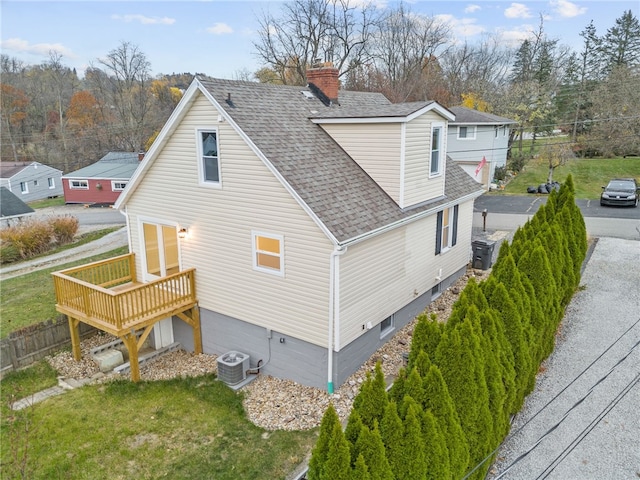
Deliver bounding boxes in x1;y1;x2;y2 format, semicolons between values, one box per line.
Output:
550;0;587;18
111;14;175;25
207;23;233;35
435;14;485;38
464;4;481;14
495;25;536;46
0;38;75;58
504;3;533;19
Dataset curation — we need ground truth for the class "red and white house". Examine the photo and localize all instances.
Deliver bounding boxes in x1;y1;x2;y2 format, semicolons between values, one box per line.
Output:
62;152;143;205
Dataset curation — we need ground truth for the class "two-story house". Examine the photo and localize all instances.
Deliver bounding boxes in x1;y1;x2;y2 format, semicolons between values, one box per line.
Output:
447;106;516;190
53;65;483;391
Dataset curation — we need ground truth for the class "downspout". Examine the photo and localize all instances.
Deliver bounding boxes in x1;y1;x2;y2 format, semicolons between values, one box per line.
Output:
327;244;347;394
123;205;133;252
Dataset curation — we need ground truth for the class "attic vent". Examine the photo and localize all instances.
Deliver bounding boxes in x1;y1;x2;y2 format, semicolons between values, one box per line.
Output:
217;351;250;386
301;90;315;99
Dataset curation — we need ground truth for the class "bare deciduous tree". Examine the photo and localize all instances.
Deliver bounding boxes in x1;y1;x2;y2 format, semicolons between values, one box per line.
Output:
88;41;153;152
253;0;380;85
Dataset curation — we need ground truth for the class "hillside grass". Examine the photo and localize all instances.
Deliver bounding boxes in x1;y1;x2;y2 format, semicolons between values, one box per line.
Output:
500;156;640;199
0;246;128;339
1;367;317;479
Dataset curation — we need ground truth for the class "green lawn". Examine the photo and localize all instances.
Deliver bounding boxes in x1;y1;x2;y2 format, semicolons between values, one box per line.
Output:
1;366;317;479
0;246;128;339
27;197;66;209
500;156;640;199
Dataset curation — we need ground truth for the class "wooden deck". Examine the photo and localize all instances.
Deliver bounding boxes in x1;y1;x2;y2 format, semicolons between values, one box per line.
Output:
52;253;202;381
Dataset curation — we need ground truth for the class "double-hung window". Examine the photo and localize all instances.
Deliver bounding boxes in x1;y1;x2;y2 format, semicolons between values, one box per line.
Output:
197;129;221;186
20;182;28;194
435;205;459;254
48;177;55;189
430;123;444;176
253;232;284;276
69;180;88;189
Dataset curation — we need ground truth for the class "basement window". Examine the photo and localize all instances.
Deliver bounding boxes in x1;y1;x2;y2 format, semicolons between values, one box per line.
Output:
380;315;395;338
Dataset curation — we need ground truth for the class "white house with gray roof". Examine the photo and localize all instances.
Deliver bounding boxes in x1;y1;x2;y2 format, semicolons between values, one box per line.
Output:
0;162;63;202
115;65;483;391
448;106;517;190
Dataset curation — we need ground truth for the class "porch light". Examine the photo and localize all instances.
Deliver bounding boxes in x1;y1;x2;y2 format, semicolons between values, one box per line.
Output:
178;227;188;239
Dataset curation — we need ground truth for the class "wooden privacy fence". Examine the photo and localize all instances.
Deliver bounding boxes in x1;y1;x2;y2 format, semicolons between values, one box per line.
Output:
0;316;96;377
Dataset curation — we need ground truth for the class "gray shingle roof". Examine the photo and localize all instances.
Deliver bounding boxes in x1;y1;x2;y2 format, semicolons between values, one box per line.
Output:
449;106;517;125
198;77;483;244
1;187;35;218
309;101;437;119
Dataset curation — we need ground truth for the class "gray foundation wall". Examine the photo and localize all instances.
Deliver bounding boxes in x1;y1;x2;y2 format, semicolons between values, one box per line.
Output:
174;265;466;390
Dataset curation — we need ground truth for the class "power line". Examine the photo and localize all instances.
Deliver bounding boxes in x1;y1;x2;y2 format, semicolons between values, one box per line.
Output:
490;332;640;479
462;317;640;480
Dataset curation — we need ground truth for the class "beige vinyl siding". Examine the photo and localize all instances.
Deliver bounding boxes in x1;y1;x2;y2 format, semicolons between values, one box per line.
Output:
126;92;334;347
338;199;473;347
403;112;446;206
320;123;402;203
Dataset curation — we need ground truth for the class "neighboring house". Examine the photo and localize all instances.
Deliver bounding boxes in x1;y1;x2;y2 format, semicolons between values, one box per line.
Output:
62;152;143;205
0;162;63;203
447;106;517;190
56;64;483;391
0;186;35;228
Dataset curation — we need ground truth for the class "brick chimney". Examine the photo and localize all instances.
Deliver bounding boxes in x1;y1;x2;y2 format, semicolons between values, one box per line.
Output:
306;62;339;104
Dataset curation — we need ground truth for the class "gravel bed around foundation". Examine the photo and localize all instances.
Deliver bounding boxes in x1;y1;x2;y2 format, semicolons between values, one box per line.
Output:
47;268;485;431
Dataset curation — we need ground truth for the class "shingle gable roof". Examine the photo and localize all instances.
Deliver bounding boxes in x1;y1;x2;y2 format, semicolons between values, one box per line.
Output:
450;106;516;125
0;187;35;218
197;77;482;244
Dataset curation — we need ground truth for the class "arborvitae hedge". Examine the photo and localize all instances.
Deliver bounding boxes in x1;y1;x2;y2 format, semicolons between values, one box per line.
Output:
309;174;587;479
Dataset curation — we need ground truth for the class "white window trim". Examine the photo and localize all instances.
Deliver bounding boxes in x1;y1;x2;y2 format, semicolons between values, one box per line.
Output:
111;181;128;192
457;125;476;140
20;181;29;194
69;179;89;190
430;122;445;178
441;207;454;253
48;177;55;189
503;125;508;137
196;127;222;189
252;230;284;277
137;216;182;282
380;314;395;339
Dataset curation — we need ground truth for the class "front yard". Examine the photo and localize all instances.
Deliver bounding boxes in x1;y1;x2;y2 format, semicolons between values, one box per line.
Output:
500;156;640;199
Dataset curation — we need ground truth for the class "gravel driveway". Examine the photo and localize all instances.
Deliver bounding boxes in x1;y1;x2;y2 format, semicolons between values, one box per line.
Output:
487;236;640;479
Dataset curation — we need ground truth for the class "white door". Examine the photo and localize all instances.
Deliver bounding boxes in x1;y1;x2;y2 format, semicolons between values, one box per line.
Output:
142;222;180;348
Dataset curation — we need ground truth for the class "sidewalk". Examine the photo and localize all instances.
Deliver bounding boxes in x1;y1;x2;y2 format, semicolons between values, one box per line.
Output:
0;227;128;280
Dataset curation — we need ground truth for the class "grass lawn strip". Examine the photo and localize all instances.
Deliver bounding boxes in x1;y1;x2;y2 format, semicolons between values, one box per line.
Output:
0;370;317;480
499;156;640;198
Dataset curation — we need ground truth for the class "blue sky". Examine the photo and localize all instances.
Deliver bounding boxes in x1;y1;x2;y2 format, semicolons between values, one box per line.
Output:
1;0;638;79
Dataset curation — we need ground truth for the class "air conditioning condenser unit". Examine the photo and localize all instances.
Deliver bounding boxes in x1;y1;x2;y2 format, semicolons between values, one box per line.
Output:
217;351;250;386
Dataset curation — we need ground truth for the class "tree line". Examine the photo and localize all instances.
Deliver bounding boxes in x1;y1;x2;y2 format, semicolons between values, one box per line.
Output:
307;175;588;479
1;2;639;175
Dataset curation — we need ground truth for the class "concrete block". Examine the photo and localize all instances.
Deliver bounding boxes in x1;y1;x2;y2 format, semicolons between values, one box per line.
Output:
93;349;124;372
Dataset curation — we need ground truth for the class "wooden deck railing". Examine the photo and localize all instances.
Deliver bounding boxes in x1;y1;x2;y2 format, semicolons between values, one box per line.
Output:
52;254;197;335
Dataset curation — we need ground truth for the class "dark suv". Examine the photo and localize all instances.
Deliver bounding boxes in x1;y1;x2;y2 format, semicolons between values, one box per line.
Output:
600;178;639;207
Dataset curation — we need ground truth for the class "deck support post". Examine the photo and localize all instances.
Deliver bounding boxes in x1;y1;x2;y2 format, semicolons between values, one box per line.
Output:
68;316;82;361
176;306;202;355
192;307;202;355
122;332;141;382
